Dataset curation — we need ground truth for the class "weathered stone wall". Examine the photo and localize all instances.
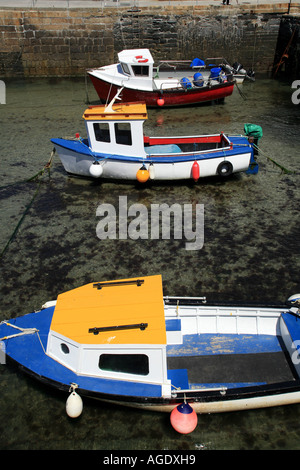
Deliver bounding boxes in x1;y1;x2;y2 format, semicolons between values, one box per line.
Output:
0;4;298;78
273;15;300;77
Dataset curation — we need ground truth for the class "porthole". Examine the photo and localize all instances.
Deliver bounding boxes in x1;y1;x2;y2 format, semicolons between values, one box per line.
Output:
60;343;70;354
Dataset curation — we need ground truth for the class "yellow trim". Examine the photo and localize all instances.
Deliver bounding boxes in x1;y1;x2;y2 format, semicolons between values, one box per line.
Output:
83;102;148;121
50;275;166;345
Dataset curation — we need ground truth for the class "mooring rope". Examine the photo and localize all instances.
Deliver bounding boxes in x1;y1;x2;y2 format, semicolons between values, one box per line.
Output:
0;321;38;340
235;80;247;100
0;320;47;354
0;150;55;260
253;143;295;175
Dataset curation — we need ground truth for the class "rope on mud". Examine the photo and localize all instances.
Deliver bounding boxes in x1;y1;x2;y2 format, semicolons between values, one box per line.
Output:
235;81;247;100
0;149;55;190
253;144;295;175
0;150;55;260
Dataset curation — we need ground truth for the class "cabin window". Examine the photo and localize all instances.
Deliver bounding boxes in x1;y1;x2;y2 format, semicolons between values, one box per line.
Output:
93;123;110;143
114;123;132;146
60;343;70;354
120;63;131;76
132;65;149;77
99;353;149;376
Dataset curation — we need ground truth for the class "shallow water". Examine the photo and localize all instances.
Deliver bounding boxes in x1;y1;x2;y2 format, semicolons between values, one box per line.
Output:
0;76;299;450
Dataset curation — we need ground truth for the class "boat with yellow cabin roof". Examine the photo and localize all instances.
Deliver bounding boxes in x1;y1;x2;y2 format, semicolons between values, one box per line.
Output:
1;275;300;422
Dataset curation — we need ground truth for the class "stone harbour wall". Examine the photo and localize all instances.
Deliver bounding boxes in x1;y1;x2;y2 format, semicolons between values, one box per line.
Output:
0;3;299;78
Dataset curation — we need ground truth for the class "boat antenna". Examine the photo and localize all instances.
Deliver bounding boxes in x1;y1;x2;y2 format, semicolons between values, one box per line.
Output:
104;87;124;113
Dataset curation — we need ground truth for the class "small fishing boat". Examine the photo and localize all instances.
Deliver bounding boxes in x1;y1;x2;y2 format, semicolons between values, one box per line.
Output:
1;275;300;423
51;94;260;182
87;48;235;108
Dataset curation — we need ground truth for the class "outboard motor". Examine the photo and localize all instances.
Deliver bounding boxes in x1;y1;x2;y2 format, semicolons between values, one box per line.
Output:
286;294;300;316
244;123;263;155
232;62;243;73
247;68;255;79
286;294;300;308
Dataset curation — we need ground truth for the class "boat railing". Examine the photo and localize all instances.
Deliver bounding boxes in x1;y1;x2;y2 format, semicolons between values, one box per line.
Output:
164;296;207;304
155;80;183;91
171;386;227;397
205;57;229;66
156;60;193;70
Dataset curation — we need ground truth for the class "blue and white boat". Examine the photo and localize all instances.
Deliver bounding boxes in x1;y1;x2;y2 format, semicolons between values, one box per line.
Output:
1;275;300;420
51;94;259;183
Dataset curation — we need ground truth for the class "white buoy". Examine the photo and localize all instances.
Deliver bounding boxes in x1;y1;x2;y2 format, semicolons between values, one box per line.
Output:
149;163;155;180
66;389;83;418
89;161;103;178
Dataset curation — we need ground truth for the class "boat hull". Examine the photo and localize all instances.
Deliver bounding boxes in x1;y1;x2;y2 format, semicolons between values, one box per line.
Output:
51;139;254;181
88;74;235;108
93;387;300;414
2;299;300;415
6;350;300;415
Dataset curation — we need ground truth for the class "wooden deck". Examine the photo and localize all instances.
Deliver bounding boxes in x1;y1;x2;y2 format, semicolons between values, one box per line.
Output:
166;333;297;390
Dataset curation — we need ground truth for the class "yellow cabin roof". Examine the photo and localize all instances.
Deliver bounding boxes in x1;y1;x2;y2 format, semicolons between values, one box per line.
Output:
83;101;148;121
50;275;166;346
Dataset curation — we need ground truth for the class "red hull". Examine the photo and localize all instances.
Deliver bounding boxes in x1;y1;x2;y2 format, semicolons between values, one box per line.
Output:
88;75;234;108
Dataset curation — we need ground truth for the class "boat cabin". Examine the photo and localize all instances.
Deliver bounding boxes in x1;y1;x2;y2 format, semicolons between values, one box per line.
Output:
118;49;155;91
83;101;148;158
116;48;204;92
82;100;232;160
46;275;171;394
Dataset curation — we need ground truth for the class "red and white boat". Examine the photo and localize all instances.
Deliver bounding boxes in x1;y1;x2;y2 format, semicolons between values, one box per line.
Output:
87;48;235;108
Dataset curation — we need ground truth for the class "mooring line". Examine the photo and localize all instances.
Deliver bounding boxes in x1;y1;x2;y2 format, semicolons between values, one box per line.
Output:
253;144;295;175
0;150;55;260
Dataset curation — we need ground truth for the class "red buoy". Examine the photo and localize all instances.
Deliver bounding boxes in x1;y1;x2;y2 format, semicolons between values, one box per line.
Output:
191;161;200;182
157;97;165;107
170;402;198;434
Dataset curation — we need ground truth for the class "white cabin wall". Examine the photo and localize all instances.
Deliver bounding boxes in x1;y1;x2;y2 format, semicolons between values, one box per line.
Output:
80;345;166;384
86;120;146;158
47;331;80;372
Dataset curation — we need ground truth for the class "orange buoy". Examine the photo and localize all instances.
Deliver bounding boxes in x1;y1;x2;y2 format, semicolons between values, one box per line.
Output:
157;97;165;107
170;402;198;434
191;161;200;182
136;164;150;183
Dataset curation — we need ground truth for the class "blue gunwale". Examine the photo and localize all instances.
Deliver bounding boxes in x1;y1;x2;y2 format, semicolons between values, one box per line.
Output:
51;136;253;165
1;306;291;398
0;308;162;398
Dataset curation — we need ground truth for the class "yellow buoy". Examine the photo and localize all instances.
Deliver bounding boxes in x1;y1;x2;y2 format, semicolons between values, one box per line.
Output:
136;164;150;183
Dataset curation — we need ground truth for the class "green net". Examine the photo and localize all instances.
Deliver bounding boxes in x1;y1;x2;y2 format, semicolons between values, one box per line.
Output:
244;123;263;140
